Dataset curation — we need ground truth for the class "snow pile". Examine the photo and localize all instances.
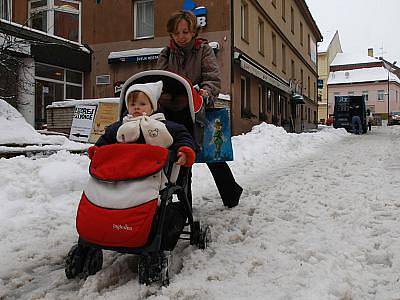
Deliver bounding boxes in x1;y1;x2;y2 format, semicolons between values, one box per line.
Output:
0;99;88;151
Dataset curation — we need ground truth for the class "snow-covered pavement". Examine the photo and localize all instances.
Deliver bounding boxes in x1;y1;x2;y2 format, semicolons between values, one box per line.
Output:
1;125;400;299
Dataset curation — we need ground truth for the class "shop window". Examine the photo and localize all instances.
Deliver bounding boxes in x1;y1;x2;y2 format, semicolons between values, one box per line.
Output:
267;88;272;112
258;19;264;55
134;0;154;39
240;1;249;41
377;90;384;101
28;0;81;43
0;0;12;20
241;76;251;118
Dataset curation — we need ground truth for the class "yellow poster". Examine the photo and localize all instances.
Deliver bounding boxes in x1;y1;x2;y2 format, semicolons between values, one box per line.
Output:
89;102;120;143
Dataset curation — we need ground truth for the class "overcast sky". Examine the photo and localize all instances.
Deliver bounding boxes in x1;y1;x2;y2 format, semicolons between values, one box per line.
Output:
305;0;399;64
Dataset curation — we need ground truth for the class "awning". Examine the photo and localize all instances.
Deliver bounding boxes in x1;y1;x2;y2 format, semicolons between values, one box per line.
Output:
292;93;305;104
108;42;221;64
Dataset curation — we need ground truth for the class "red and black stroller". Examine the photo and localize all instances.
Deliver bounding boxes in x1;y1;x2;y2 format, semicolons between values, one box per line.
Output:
65;70;211;285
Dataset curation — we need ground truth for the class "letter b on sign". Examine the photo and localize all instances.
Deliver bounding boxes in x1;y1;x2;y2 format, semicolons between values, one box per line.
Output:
197;16;207;27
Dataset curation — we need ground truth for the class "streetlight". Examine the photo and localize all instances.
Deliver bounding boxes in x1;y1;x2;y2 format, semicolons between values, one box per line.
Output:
387;60;397;126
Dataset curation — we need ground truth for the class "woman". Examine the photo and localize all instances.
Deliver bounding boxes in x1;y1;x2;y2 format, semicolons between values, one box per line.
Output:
157;10;243;208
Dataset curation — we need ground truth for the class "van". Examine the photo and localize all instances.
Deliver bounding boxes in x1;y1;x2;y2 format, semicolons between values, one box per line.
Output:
333;95;367;133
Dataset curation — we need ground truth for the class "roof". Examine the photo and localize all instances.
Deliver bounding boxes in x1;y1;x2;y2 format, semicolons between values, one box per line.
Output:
318;31;337;53
331;53;381;66
328;67;400;85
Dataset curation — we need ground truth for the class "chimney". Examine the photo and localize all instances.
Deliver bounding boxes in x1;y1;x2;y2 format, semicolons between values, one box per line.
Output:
368;48;374;57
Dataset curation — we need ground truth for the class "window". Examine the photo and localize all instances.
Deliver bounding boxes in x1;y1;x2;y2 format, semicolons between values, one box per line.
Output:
134;0;154;39
241;76;251;117
28;0;81;42
0;0;11;20
282;0;286;21
307;76;310;97
307;34;311;56
272;32;277;65
362;91;368;102
291;59;295;79
290;7;294;34
240;1;249;41
300;22;303;46
259;84;267;120
396;90;398;103
378;90;384;101
282;44;286;73
258;19;264;54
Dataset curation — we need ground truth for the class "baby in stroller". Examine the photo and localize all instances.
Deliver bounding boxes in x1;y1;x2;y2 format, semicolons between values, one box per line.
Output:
65;71;211;286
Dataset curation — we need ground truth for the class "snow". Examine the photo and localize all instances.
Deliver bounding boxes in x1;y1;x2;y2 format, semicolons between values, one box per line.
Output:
2;119;400;299
0;99;88;152
0;19;90;53
331;53;381;66
46;98;120;108
328;66;400;85
317;30;337;53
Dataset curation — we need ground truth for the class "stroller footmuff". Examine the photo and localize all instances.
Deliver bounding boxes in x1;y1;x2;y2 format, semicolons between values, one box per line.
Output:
65;143;210;285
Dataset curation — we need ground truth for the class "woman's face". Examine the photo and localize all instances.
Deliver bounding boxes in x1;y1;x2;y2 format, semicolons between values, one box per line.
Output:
171;20;195;47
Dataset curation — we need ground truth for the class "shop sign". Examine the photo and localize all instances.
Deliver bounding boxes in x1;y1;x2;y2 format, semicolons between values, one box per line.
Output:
182;0;207;27
69;105;97;142
240;59;291;94
89;102;120;144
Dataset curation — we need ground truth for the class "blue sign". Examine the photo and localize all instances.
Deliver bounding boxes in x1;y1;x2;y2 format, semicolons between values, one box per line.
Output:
182;0;207;27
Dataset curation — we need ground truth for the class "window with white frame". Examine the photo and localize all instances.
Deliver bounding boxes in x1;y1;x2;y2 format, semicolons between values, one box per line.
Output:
0;0;12;20
258;19;264;54
28;0;81;43
134;0;154;39
377;90;384;101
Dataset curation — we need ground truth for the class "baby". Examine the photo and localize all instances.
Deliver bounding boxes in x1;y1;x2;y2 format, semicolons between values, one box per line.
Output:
94;81;196;166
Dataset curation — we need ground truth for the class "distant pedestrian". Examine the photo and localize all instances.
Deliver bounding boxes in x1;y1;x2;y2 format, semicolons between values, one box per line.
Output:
351;115;362;134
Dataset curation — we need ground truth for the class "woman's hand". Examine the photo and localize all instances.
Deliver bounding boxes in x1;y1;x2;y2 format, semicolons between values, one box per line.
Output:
198;89;209;97
176;151;187;165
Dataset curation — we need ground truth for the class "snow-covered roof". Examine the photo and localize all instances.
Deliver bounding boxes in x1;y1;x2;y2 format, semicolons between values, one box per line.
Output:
47;98;120;109
0;19;90;53
328;67;400;85
331;53;381;66
318;31;337;53
108;42;221;63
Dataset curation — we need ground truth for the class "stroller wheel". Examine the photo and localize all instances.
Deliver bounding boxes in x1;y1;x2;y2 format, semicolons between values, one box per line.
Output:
198;225;211;250
138;252;170;286
82;248;103;278
65;244;87;279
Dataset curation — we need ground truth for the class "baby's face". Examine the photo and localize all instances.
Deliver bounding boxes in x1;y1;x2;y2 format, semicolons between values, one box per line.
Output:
127;92;153;117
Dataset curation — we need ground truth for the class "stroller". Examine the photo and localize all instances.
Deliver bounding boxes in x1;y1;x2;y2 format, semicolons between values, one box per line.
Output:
65;70;211;285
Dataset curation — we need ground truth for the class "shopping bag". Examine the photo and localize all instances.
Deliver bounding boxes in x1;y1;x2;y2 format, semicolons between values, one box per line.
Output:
196;108;233;163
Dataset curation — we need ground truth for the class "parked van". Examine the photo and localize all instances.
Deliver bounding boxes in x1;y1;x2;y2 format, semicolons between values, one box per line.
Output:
333;96;367;133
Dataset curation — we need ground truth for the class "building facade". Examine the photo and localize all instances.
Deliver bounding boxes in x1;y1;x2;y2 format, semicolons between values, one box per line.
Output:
317;30;342;123
6;0;322;134
327;53;400;120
